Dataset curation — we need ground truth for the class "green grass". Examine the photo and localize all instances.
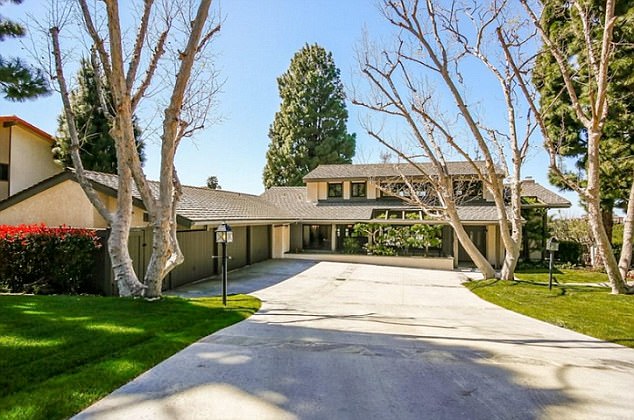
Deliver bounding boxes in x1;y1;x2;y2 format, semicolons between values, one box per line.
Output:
0;294;260;420
515;266;609;284
466;277;634;348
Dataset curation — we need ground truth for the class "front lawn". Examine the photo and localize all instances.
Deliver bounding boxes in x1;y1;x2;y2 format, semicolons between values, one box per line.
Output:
466;278;634;348
515;266;609;284
0;294;260;420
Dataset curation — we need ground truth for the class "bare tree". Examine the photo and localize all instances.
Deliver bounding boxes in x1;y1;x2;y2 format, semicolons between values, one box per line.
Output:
48;0;221;297
354;0;539;280
508;0;632;293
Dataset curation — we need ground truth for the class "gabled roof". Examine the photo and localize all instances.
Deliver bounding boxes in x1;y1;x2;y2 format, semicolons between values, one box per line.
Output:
261;186;505;223
0;115;55;143
0;170;292;227
303;161;505;181
520;179;571;208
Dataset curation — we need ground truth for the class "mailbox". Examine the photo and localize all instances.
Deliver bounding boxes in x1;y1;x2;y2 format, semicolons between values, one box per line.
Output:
546;237;559;252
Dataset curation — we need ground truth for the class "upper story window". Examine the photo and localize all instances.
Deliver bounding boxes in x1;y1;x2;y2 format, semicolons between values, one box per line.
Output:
351;182;366;198
0;164;8;181
327;182;343;198
453;180;483;202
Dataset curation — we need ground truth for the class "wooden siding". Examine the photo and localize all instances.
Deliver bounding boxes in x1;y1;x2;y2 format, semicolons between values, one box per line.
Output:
228;226;248;270
167;230;215;289
249;225;270;264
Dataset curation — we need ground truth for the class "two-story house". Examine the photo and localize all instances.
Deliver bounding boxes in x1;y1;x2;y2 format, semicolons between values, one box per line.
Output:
261;162;571;268
0;115;63;200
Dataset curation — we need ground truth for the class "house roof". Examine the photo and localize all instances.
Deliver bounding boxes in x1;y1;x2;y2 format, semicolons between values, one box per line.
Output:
0;115;55;143
80;171;292;225
520;179;571;208
261;186;506;223
303;161;505;181
0;170;292;227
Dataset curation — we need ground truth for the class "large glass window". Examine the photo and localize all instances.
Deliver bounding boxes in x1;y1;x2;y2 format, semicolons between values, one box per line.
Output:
327;182;343;198
351;182;366;198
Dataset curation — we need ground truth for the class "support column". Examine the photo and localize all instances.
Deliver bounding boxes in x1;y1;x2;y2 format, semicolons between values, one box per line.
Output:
331;224;337;251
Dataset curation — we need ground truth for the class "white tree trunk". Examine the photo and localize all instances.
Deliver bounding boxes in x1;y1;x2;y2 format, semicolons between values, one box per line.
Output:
586;130;628;294
618;179;634;281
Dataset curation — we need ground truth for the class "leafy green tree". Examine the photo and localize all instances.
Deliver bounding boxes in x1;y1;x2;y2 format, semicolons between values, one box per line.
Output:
263;44;356;188
0;0;49;100
55;59;144;173
533;0;634;243
206;176;221;189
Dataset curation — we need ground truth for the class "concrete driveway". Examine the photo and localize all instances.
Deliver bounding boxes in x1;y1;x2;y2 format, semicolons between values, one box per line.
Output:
76;260;634;419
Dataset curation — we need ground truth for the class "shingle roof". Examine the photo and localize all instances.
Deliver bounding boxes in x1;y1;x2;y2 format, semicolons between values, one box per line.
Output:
520;180;571;208
303;161;505;181
260;187;505;222
82;171;292;224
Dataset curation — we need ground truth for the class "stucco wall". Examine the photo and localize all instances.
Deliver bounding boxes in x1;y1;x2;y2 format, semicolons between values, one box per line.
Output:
0;179;147;228
10;126;62;195
0;180;98;227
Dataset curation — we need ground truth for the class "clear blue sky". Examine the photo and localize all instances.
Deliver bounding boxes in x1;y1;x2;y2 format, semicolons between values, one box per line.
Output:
0;0;582;216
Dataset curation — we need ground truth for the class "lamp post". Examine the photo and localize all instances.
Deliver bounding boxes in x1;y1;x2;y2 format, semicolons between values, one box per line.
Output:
546;237;559;290
215;222;233;305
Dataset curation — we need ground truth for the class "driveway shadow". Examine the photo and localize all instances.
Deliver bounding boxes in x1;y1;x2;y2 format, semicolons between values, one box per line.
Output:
74;323;577;420
167;259;318;298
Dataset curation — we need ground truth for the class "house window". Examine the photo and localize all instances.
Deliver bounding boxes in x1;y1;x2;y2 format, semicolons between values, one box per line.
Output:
0;164;8;181
328;182;343;198
351;182;366;198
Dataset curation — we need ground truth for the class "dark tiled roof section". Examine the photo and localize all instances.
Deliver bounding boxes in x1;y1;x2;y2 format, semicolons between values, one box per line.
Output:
82;171;291;222
261;187;505;222
303;161;505;181
521;180;571;208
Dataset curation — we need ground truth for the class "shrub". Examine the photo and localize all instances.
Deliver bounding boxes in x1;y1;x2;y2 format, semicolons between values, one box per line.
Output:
0;224;101;294
342;237;362;254
557;240;582;265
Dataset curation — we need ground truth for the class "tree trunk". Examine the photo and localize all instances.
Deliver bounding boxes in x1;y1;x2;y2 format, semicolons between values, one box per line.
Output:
500;242;521;281
586;129;628;294
618;179;634;281
447;208;496;279
144;217;170;298
601;204;614;246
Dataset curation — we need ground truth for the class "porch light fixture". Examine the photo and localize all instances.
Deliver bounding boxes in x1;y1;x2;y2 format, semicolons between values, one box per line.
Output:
215;222;233;306
215;222;233;244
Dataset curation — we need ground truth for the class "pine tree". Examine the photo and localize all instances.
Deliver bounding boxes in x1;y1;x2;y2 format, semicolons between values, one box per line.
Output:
0;0;49;101
55;59;144;173
533;0;634;241
263;44;355;188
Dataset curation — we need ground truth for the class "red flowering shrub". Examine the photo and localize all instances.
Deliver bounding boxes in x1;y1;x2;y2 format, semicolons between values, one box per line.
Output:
0;224;102;294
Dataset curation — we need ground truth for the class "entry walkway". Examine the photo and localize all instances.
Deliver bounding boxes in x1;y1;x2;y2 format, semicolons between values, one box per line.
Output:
76;260;634;419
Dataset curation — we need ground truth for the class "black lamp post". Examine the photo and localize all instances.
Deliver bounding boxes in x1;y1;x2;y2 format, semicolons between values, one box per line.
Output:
546;237;559;290
215;222;233;305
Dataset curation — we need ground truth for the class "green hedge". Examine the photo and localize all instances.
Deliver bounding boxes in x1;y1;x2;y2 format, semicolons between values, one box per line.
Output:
0;224;101;294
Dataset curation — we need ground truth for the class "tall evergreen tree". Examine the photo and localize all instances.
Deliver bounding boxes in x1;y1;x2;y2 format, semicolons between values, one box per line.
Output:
0;0;49;100
263;44;356;188
533;0;634;242
55;59;144;173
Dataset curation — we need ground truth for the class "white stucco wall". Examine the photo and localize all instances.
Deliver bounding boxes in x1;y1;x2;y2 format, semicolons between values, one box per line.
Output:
10;125;62;196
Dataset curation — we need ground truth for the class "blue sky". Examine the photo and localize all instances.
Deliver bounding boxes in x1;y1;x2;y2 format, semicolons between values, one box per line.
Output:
0;0;582;216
